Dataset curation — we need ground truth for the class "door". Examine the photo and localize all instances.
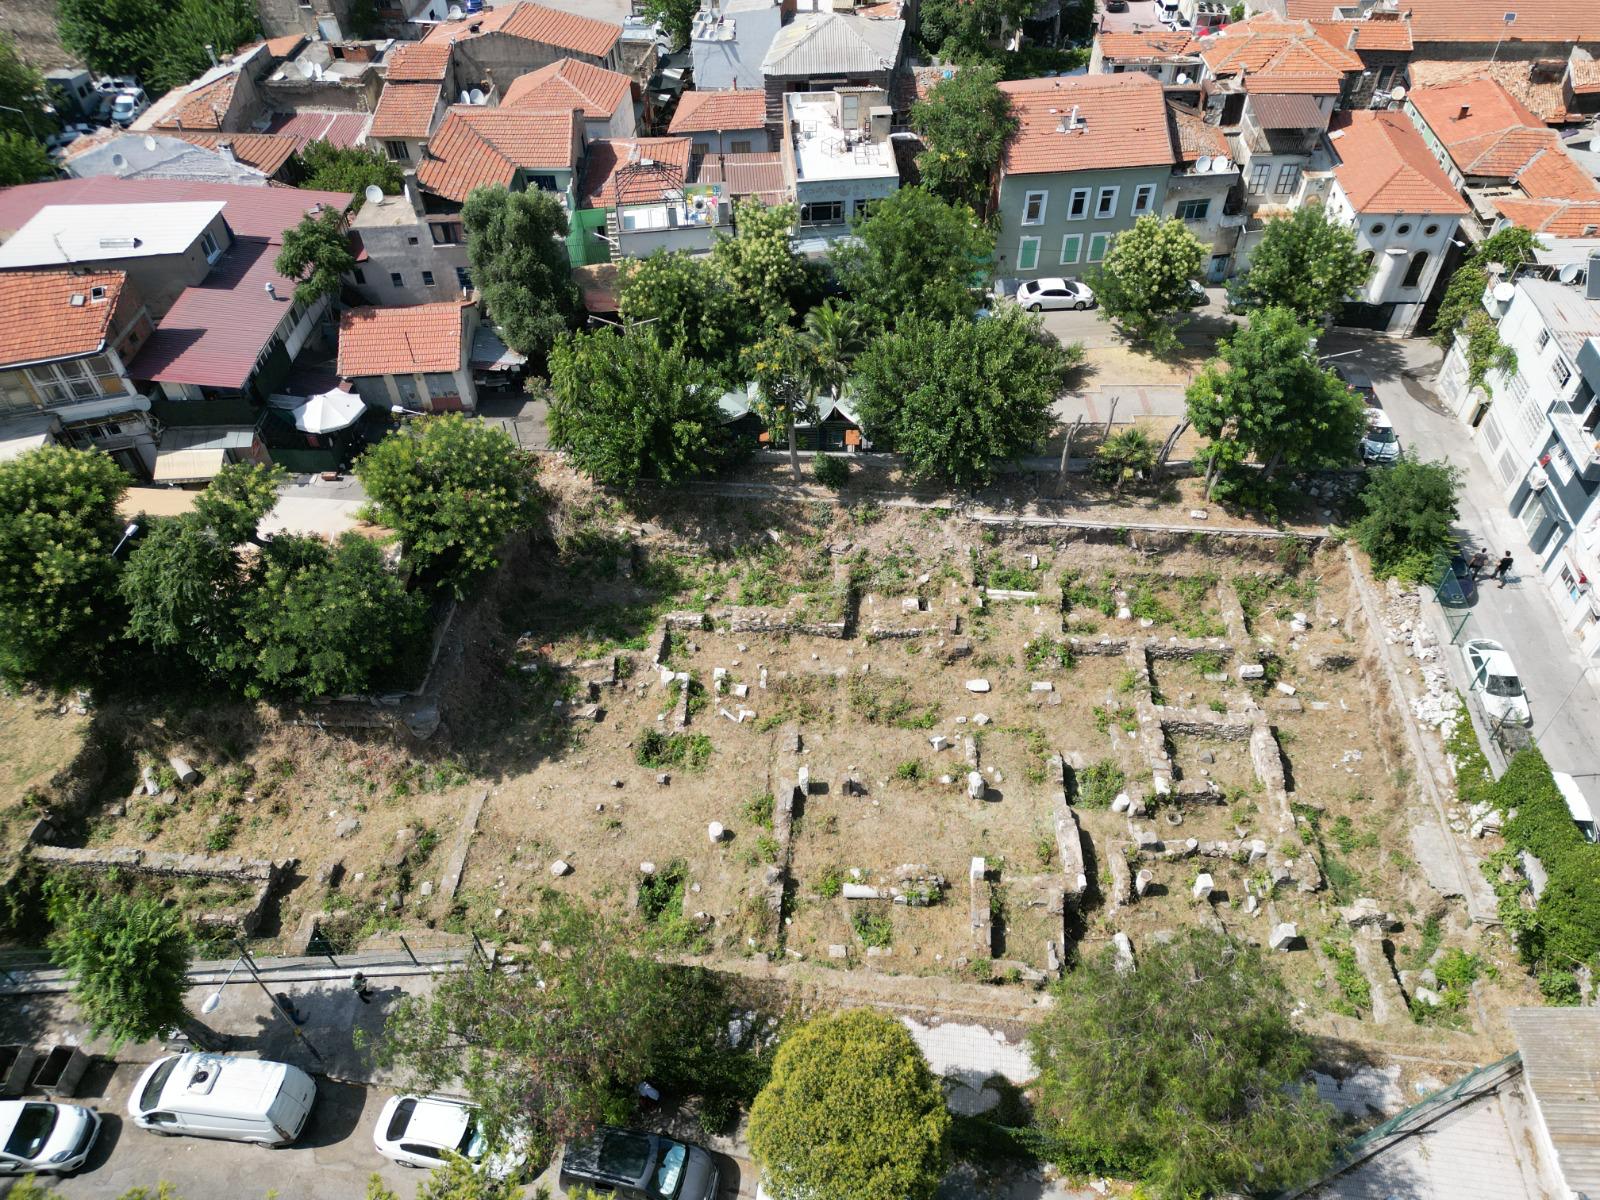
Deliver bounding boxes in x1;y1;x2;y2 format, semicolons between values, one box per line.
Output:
1207;254;1230;284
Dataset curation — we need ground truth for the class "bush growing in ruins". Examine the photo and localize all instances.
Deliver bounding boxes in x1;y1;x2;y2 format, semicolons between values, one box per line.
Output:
748;1009;949;1200
1075;760;1125;808
1351;455;1460;582
812;454;850;489
1029;928;1339;1199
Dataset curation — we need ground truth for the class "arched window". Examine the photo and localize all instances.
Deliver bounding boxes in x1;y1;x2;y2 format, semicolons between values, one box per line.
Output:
1402;250;1429;289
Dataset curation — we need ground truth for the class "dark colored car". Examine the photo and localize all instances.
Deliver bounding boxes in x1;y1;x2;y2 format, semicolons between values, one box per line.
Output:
559;1127;719;1200
1439;552;1478;608
1106;0;1129;10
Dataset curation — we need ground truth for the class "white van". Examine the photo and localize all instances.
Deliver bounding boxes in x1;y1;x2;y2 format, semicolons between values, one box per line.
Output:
127;1054;315;1146
1554;772;1598;843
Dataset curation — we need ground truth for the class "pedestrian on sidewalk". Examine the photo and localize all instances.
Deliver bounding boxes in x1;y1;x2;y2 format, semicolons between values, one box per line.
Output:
1467;548;1488;579
350;971;373;1004
1492;551;1514;587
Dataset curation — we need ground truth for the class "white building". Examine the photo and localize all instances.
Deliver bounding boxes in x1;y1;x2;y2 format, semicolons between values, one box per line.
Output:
781;88;899;246
1323;110;1469;335
1438;257;1600;657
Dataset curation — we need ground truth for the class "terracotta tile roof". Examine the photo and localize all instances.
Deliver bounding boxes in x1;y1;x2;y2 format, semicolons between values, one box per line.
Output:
502;58;632;118
1408;58;1574;125
669;89;768;134
997;74;1173;176
580;137;693;207
1493;197;1600;236
1096;30;1201;59
1329;110;1468;215
417;108;578;202
1306;17;1413;52
1408;77;1553;176
1513;145;1600;200
264;110;371;151
337;301;466;376
422;2;621;58
264;34;308;59
1455;126;1563;175
154;73;238;132
1166;102;1229;164
169;132;300;177
0;271;127;368
689;151;786;204
385;42;451;82
1571;55;1600;95
1199;15;1362;81
371;81;443;140
1394;0;1600;44
1247;92;1328;129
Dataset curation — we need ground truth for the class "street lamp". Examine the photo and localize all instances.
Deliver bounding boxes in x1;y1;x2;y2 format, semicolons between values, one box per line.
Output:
0;103;38;140
110;522;139;557
390;404;427;417
204;942;325;1066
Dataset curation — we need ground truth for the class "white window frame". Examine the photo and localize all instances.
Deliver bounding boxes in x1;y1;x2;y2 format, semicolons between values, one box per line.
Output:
1131;183;1156;215
1087;232;1110;263
1060;233;1082;265
1067;187;1091;219
199;229;221;262
1017;236;1041;272
1094;186;1119;218
1022;189;1048;226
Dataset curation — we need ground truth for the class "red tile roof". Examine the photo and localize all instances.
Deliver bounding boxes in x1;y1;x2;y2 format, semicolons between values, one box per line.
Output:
669;89;768;134
0;271;128;368
422;2;621;58
1409;77;1554;177
1096;30;1201;59
0;178;353;241
1306;18;1413;52
1166;102;1229;164
1243;72;1341;94
1329;110;1469;215
997;74;1173;175
1394;0;1600;44
1571;56;1600;95
416;108;579;202
154;73;239;132
371;81;443;140
386;41;451;82
689;151;786;205
168;132;300;177
1514;145;1600;201
1493;197;1600;237
1408;57;1575;125
263;110;372;151
580;137;694;207
1200;15;1362;83
337;302;466;376
502;58;632;119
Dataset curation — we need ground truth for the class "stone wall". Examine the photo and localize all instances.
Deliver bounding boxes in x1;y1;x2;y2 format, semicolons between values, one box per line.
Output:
29;845;291;933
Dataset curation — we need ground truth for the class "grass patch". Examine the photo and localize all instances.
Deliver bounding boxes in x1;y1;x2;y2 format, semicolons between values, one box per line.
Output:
1024;635;1074;671
1076;759;1126;808
635;730;713;771
204;812;241;852
815;866;844;898
852;908;893;948
848;674;939;729
893;760;925;782
1320;937;1372;1018
1092;703;1138;734
742;792;774;830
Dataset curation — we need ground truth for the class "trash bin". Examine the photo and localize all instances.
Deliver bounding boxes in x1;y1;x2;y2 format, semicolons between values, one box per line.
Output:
31;1045;90;1096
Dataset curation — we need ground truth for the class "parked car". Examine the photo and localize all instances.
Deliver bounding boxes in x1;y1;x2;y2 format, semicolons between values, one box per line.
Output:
0;1101;101;1175
110;89;148;125
1461;638;1530;724
128;1053;315;1146
1553;771;1598;842
1333;363;1379;406
373;1095;526;1178
1440;551;1478;608
1360;408;1401;464
1105;0;1129;10
559;1127;719;1200
1015;277;1096;311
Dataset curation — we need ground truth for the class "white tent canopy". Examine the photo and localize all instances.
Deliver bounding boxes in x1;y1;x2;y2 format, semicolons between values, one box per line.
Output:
271;386;367;434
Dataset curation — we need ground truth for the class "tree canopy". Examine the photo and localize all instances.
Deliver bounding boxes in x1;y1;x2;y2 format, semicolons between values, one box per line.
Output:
372;899;736;1160
852;309;1069;488
0;447;129;688
1431;225;1541;390
748;1008;949;1200
1352;455;1461;581
59;0;260;98
709;200;810;329
910;64;1016;215
1232;205;1368;326
548;327;733;486
619;250;748;380
1029;928;1339;1200
46;882;191;1048
355;415;542;596
1089;215;1206;353
0;32;50;139
637;0;698;49
463;186;581;360
833;187;992;327
918;0;1037;62
1185;307;1366;496
297;140;403;202
275;208;356;307
0;131;54;188
119;512;244;679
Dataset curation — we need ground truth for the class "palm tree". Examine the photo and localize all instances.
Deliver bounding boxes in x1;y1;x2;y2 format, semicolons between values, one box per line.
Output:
801;300;866;408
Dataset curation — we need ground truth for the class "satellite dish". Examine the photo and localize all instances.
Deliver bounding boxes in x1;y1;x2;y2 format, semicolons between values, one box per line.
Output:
1493;282;1516;303
1559;262;1584;284
364;183;385;204
469;87;485;104
447;3;463;17
458;89;472;105
1195;154;1213;172
1390;85;1406;101
296;60;315;78
1211;155;1231;172
1175;72;1191;84
143;135;157;151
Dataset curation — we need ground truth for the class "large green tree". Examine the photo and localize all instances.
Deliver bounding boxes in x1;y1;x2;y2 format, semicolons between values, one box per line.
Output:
0;131;54;187
1232;205;1369;326
748;1009;949;1200
709;200;809;330
355;414;542;596
144;0;261;96
833;187;993;328
0;32;50;139
918;0;1036;62
46;884;191;1048
1030;929;1339;1200
852;308;1068;488
275;208;355;306
637;0;698;49
222;533;426;699
59;0;260;99
1185;306;1366;495
1352;456;1461;582
463;186;581;360
119;514;243;679
373;900;735;1159
910;64;1016;215
547;327;731;487
1089;214;1207;353
619;250;748;379
296;140;403;203
0;447;129;688
191;462;283;547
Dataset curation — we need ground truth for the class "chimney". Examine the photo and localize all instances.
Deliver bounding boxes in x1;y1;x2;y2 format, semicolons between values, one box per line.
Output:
1457;104;1471;119
1588;251;1600;302
265;281;277;298
205;42;218;68
216;139;236;164
1347;27;1359;49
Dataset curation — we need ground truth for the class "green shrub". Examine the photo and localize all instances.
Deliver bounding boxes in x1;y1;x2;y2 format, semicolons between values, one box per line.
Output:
812;455;850;488
635;730;713;771
816;866;845;898
205;812;241;852
894;760;925;782
852;909;893;948
743;792;775;829
1076;760;1126;808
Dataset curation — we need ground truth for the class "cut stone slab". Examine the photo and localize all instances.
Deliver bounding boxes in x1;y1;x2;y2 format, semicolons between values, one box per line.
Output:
168;757;199;786
967;771;986;801
842;883;881;900
1237;664;1265;681
828;944;848;960
965;679;991;693
1112;931;1136;974
335;818;360;839
1341;897;1400;931
1192;873;1214;902
1268;922;1298;951
929;735;949;752
1134;868;1153;897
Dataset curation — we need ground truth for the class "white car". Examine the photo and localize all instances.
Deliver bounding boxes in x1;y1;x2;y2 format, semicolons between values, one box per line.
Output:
1015;277;1096;311
1360;408;1400;464
110;89;148;125
0;1101;102;1175
1462;638;1530;724
374;1095;525;1178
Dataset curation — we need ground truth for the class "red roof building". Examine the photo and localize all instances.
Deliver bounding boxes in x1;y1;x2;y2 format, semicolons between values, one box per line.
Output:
416;108;582;203
421;2;622;64
579;137;694;208
1330;111;1470;216
337;301;480;413
502;58;636;137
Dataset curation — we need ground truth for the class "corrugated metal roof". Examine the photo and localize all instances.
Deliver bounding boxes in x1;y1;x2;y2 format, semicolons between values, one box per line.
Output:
263;110;372;151
762;11;904;78
0;178;353;242
1248;92;1327;129
1510;1006;1600;1198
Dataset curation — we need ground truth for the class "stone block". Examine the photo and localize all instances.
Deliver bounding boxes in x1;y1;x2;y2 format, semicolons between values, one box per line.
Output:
929;735;949;752
335;818;360;839
1268;922;1298;951
828;944;848;959
1192;873;1214;902
168;757;199;786
842;883;881;900
1237;664;1265;681
550;860;571;876
1112;931;1136;974
967;771;986;800
1134;869;1153;897
965;678;991;693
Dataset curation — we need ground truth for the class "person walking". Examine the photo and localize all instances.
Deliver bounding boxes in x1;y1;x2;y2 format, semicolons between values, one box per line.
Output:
1491;551;1514;588
1467;548;1488;579
350;970;373;1004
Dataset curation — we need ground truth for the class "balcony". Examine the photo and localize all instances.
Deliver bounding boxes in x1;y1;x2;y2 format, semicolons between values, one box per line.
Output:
1550;406;1600;478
